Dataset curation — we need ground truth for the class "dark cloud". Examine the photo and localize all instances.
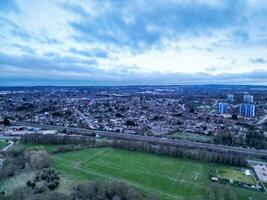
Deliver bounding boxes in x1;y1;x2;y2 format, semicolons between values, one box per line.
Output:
69;48;93;57
12;44;36;54
205;66;218;72
0;18;19;29
249;58;266;64
37;37;62;44
0;51;266;86
6;22;61;45
43;52;59;58
0;0;266;86
232;29;250;42
1;70;267;86
59;2;89;18
0;52;97;73
66;0;246;49
10;28;31;41
69;48;109;58
0;0;20;13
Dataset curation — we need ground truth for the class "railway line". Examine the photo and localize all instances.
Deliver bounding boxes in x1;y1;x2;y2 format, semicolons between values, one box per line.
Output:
11;121;267;158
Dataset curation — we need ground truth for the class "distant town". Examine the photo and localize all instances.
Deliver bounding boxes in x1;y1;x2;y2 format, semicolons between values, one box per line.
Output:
0;85;266;148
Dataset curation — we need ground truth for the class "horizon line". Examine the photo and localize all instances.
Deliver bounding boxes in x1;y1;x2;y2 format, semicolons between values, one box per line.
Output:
1;84;267;87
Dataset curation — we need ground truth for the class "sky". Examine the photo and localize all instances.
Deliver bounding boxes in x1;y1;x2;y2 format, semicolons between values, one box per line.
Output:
0;0;267;86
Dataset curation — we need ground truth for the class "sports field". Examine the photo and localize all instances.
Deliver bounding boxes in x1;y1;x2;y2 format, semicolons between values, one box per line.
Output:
51;147;266;200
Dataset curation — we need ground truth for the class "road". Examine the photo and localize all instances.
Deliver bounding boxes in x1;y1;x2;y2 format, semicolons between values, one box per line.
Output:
0;135;20;140
208;99;220;114
11;121;267;158
257;109;267;125
248;160;267;166
73;108;93;128
1;141;14;152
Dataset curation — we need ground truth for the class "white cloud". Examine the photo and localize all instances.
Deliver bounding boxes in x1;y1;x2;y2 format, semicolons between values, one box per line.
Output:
0;0;266;85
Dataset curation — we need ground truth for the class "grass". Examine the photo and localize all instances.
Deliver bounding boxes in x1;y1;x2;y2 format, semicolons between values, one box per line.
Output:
213;165;256;185
6;143;267;200
0;140;9;150
51;147;266;200
0;171;36;195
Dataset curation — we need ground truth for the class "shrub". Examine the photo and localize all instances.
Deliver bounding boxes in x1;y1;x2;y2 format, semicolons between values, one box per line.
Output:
72;181;144;200
47;180;59;190
34;185;47;194
26;180;36;188
25;150;51;170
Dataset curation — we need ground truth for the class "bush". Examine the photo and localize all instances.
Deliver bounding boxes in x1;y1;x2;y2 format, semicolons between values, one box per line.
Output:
10;180;155;200
47;180;59;190
125;120;136;126
34;185;47;194
3;118;10;126
51;145;84;154
26;180;36;188
0;159;17;179
32;168;60;191
72;181;145;200
25;150;51;170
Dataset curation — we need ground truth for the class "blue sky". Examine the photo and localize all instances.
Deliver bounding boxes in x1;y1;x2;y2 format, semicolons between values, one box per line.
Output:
0;0;267;86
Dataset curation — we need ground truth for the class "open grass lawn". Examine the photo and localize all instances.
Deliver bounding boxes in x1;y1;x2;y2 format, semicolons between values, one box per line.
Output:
214;165;256;185
51;147;266;200
0;140;9;150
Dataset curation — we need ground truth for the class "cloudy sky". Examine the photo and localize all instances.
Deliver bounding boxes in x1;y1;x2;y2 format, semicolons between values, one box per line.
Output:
0;0;267;86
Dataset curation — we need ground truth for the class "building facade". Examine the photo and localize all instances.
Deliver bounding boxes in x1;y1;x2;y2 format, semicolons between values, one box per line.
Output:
239;103;256;117
218;102;229;114
227;94;234;102
243;94;253;103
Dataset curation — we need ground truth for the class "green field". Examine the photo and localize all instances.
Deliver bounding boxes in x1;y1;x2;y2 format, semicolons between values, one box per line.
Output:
51;147;266;200
0;140;9;150
213;165;256;185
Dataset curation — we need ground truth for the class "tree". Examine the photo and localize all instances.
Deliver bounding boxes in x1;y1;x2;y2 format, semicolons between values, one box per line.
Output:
3;117;10;126
25;150;50;170
231;114;238;120
189;108;195;113
116;113;123;118
177;113;182;117
71;181;144;200
125;120;136;126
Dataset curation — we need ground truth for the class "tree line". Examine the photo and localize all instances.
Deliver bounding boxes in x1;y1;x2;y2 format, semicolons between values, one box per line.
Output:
3;180;159;200
214;130;267;150
20;134;247;167
111;139;247;167
246;131;267;149
21;134;96;146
